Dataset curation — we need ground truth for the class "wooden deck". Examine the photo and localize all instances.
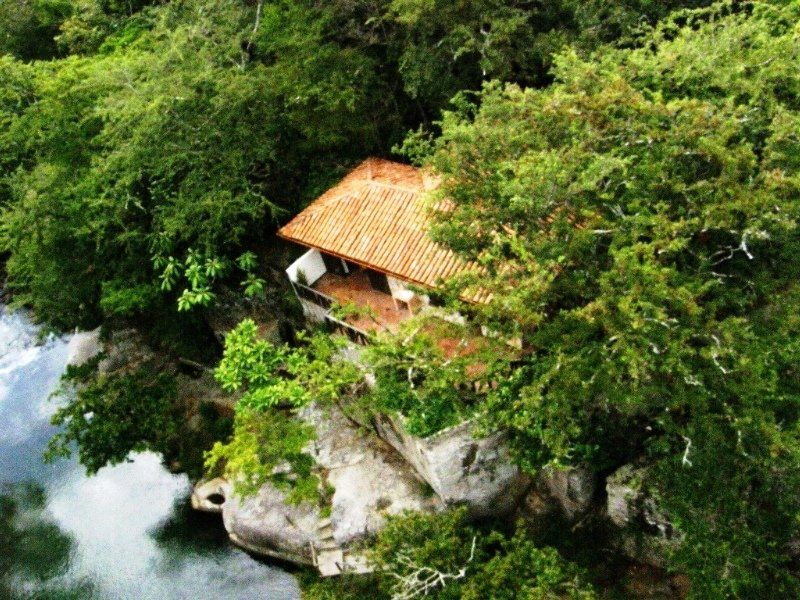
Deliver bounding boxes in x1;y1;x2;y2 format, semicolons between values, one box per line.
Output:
313;270;413;334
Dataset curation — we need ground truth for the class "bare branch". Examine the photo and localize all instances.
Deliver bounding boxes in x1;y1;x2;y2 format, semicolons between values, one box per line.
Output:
710;229;769;265
240;0;263;68
683;374;701;387
644;317;674;328
389;536;477;600
681;436;693;468
710;334;730;375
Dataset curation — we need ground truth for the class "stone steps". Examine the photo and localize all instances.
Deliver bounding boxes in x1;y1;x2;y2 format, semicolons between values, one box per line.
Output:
315;549;373;577
318;539;340;551
315;518;338;551
312;517;345;572
316;550;345;577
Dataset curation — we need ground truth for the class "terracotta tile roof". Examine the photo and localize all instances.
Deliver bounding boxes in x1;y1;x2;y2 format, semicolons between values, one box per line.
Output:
278;158;487;301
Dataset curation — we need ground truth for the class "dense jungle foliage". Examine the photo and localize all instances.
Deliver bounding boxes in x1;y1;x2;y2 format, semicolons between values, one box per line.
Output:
0;0;715;334
2;0;798;598
406;4;800;595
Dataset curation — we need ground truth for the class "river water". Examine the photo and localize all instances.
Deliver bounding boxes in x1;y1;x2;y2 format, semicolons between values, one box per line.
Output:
0;308;300;599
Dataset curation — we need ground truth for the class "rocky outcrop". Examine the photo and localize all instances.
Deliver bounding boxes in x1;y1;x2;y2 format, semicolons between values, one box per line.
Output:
222;480;324;565
514;464;597;534
179;371;239;413
204;283;286;345
191;477;229;513
537;464;596;521
301;404;440;546
96;328;161;374
607;464;648;529
372;413;531;518
192;402;440;571
605;464;681;568
192;397;688;579
194;403;536;572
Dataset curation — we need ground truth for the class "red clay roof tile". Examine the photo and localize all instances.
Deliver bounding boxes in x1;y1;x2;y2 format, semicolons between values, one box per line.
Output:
277;158;477;293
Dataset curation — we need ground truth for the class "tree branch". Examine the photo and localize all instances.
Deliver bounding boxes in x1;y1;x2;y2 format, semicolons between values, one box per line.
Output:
389;536;477;600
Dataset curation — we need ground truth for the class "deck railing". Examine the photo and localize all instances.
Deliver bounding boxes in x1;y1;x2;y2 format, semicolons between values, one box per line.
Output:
324;314;372;345
292;280;334;310
291;280;373;345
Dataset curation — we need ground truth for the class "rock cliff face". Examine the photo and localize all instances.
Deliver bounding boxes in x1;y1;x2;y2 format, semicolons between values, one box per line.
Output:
536;465;596;521
191;397;687;580
204;284;285;345
94;328;158;373
371;413;532;518
192;402;441;571
605;464;681;568
65;328;103;367
301;404;440;547
191;383;677;580
511;463;598;542
222;480;323;565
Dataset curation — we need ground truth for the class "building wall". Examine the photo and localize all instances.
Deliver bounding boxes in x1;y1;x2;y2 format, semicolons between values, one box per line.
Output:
286;248;327;286
386;275;407;296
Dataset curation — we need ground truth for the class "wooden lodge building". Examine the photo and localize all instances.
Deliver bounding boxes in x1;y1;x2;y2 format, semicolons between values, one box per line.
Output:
277;158;475;343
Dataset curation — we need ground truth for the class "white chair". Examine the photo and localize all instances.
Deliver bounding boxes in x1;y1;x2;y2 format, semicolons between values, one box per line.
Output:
392;289;415;314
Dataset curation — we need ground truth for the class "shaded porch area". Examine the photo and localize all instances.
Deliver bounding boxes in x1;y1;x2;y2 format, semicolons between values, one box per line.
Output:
313;269;417;334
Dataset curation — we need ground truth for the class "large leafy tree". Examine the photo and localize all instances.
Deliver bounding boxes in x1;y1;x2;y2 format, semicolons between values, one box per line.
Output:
0;0;715;332
326;0;714;120
408;1;800;595
0;0;388;329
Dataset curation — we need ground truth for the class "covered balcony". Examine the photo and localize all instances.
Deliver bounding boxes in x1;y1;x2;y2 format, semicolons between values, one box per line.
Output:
286;248;423;343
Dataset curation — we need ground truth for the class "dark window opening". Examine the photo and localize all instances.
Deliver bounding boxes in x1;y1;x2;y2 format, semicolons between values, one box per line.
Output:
321;252;346;276
366;268;391;295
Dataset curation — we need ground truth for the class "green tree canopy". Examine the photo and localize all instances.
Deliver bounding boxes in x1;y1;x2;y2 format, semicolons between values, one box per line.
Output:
369;509;597;600
0;0;72;60
406;1;800;595
328;0;714;119
0;0;713;332
0;0;388;329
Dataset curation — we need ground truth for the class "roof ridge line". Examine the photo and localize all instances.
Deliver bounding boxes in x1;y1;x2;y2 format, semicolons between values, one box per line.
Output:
362;180;422;194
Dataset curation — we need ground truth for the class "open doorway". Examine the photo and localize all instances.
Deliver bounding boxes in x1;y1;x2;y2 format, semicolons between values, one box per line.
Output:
365;268;391;295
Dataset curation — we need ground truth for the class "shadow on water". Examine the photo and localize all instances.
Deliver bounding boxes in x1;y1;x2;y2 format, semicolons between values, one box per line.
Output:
153;497;233;557
1;482;95;600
